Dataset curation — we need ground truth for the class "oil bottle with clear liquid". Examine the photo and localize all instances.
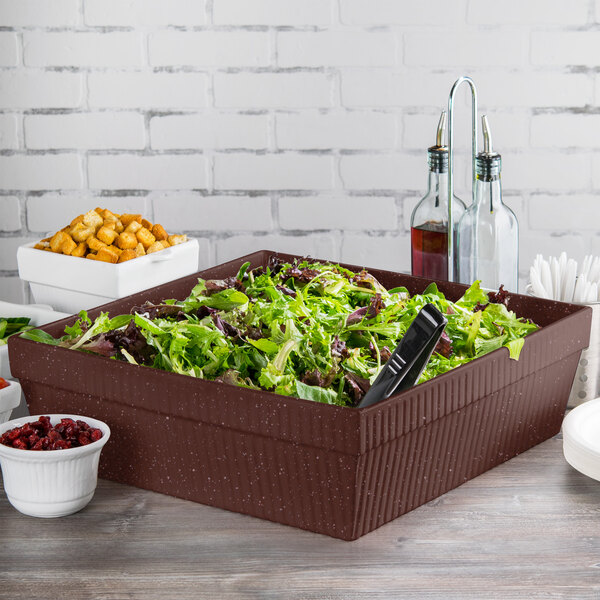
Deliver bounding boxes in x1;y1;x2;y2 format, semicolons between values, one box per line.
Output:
457;115;518;291
410;111;466;281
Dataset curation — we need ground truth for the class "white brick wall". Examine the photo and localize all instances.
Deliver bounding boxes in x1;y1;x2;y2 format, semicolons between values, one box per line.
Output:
340;0;460;26
1;0;599;303
88;73;208;109
531;32;600;66
25;113;146;150
278;196;398;231
0;71;83;108
88;155;207;190
0;155;83;191
149;32;270;68
214;154;334;190
84;0;206;27
0;33;19;68
23;32;144;68
275;111;397;150
0;197;21;231
214;73;333;108
467;0;589;25
0;114;19;150
150;114;268;150
0;0;79;27
212;0;332;26
153;194;273;231
277;31;397;68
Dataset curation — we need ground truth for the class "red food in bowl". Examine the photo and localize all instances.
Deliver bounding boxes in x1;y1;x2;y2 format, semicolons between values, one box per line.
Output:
0;415;103;451
0;377;9;390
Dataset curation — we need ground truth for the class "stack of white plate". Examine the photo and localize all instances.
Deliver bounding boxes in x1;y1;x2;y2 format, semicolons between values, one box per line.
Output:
563;398;600;481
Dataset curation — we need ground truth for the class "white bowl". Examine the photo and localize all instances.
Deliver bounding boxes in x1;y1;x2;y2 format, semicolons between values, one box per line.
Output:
0;301;70;381
0;414;110;517
0;379;22;424
17;239;200;313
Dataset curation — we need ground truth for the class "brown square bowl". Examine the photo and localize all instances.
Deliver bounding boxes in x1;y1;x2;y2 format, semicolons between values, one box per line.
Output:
8;251;592;540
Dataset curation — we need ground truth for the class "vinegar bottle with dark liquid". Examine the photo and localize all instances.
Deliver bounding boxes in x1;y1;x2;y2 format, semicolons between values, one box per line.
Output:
410;111;466;281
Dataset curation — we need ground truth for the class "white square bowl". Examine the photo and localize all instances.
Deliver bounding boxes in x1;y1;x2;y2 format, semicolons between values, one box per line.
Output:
17;238;200;314
0;380;22;424
0;301;71;381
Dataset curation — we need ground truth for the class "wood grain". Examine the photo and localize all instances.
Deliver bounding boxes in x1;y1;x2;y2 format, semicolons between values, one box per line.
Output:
1;437;600;600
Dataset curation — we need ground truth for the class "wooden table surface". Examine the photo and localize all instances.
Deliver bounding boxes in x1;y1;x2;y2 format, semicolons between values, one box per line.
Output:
1;435;600;600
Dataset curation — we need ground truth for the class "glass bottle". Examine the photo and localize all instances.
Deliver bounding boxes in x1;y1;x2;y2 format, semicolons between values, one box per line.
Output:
411;111;467;281
457;115;518;291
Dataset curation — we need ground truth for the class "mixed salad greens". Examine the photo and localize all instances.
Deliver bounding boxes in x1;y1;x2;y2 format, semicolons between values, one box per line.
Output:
23;259;538;407
1;317;33;346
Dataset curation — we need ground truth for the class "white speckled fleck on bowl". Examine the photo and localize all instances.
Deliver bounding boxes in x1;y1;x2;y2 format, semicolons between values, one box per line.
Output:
0;414;110;518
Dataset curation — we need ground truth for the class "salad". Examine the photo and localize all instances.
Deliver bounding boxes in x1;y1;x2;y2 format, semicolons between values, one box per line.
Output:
23;259;538;407
0;317;33;346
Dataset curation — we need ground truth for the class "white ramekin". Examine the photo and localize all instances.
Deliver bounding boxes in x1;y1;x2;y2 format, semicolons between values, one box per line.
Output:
0;414;111;518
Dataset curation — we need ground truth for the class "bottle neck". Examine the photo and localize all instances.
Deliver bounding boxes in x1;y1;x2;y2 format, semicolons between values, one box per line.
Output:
426;169;448;204
474;176;503;211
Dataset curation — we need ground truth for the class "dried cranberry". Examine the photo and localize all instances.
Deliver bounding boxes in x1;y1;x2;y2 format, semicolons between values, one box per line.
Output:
0;416;103;451
48;429;61;442
7;428;21;441
78;433;92;446
13;438;28;450
90;429;102;442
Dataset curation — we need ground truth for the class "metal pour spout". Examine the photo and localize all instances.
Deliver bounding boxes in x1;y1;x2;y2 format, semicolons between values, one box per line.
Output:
477;114;501;181
482;115;492;153
435;111;447;147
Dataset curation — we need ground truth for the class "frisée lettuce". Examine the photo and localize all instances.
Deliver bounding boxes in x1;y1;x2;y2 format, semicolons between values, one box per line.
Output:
22;259;538;407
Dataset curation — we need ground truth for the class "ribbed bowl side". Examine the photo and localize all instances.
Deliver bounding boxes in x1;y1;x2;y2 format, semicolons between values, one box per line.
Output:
22;381;359;539
351;355;578;539
0;449;101;504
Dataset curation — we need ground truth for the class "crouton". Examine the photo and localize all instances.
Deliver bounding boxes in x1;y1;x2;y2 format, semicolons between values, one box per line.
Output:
70;214;84;228
97;225;118;245
118;249;137;263
146;241;166;254
120;213;142;227
124;220;142;234
136;227;155;249
35;207;189;267
151;223;168;241
96;246;119;264
61;235;77;256
50;231;70;253
87;236;107;252
69;222;94;243
168;234;188;246
83;209;104;231
71;242;87;258
117;231;138;250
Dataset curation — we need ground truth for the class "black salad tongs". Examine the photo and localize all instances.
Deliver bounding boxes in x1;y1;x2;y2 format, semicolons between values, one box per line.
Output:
357;303;447;408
